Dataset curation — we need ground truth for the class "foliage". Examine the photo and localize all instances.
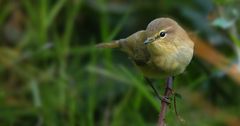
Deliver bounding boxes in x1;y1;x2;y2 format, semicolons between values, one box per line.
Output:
0;0;240;126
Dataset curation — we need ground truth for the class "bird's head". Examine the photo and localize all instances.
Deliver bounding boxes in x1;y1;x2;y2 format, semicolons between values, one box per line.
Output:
144;18;194;56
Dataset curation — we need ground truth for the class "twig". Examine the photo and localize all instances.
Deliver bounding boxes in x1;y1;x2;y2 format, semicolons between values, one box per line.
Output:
158;76;173;126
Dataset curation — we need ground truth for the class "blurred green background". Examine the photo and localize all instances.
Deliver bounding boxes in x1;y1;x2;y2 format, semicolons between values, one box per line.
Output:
0;0;240;126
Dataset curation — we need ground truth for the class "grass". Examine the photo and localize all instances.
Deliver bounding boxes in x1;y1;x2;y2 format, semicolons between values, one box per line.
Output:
0;0;240;126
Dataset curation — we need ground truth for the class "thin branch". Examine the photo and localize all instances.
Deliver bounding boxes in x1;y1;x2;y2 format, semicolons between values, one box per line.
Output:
158;76;174;126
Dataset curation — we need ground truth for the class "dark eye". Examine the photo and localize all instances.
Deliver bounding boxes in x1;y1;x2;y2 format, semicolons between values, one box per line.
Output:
159;32;166;37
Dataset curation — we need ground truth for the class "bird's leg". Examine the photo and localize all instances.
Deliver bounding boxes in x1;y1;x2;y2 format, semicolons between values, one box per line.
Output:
144;78;170;104
172;90;185;123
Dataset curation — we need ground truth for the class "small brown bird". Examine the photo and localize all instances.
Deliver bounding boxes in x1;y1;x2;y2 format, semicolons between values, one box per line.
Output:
97;17;194;101
97;18;194;77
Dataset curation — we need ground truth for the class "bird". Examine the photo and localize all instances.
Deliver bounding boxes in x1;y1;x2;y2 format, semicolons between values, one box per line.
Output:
96;17;194;102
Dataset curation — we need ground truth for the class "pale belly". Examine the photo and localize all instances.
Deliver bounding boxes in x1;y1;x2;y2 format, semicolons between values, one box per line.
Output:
136;55;186;78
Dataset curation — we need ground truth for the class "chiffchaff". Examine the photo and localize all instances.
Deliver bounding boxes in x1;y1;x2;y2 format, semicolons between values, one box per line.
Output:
97;18;194;79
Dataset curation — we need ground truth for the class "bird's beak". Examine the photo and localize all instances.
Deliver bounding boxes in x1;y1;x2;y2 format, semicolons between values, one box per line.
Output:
144;37;154;45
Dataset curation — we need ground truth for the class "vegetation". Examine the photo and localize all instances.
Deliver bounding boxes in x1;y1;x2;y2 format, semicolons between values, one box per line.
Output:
0;0;240;125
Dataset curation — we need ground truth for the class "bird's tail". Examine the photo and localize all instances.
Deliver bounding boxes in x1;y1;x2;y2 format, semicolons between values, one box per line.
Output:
96;39;123;49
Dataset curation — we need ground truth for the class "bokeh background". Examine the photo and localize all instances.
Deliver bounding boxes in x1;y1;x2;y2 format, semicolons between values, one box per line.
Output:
0;0;240;126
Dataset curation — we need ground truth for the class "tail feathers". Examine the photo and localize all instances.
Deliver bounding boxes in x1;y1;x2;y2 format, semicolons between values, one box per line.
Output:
96;40;121;49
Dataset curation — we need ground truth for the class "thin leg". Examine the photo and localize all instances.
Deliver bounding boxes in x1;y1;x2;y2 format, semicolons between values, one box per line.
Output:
145;78;170;104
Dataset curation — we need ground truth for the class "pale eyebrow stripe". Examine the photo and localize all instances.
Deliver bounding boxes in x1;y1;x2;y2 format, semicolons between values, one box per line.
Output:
155;26;173;38
152;26;174;40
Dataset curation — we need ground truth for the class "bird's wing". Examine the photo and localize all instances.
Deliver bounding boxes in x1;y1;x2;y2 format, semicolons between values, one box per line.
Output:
120;30;150;65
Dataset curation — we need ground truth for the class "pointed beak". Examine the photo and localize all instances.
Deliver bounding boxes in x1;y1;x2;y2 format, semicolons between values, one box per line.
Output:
144;37;154;45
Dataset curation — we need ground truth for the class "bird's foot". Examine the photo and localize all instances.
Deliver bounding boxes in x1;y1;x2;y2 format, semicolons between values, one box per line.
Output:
160;96;171;104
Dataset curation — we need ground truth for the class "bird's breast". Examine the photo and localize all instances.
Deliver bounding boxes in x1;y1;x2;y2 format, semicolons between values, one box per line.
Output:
146;42;192;76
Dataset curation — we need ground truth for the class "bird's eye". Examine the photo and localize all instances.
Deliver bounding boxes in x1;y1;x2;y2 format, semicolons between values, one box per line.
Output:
159;32;166;37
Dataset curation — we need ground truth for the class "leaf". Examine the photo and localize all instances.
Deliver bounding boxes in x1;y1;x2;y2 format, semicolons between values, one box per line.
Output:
212;17;235;29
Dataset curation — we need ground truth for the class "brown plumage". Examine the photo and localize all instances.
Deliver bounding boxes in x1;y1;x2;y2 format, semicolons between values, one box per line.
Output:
96;18;194;78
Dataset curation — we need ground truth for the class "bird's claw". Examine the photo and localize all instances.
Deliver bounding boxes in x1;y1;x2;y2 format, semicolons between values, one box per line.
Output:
161;96;171;104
